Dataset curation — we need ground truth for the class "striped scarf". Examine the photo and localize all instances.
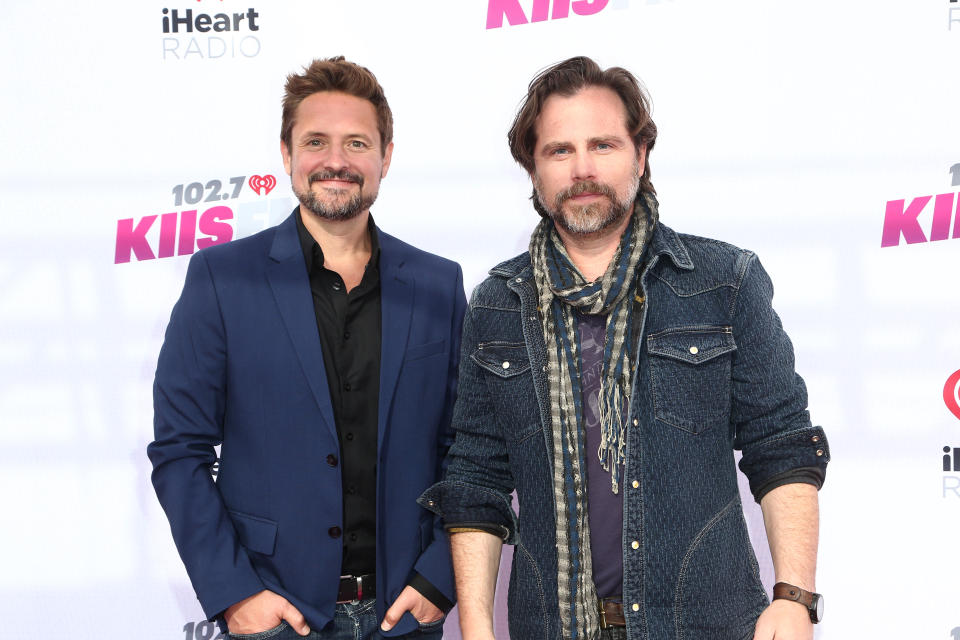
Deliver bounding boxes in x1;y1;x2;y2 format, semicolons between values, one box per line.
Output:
529;193;658;640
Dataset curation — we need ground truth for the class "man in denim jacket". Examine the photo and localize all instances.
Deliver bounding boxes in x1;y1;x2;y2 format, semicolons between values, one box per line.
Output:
420;57;829;640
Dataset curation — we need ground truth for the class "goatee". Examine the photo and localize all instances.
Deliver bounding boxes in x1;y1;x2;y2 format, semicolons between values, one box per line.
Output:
533;171;639;236
294;168;377;221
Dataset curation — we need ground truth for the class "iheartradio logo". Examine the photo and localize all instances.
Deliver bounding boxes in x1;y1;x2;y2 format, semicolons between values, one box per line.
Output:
249;174;276;196
945;369;960;421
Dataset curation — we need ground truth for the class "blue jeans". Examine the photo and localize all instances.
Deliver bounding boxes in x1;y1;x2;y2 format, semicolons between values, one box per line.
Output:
227;600;444;640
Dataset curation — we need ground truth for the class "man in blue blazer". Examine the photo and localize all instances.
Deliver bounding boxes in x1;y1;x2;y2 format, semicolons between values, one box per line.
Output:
148;57;465;639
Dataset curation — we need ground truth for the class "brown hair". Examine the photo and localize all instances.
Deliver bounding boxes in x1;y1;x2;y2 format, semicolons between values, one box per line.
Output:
281;56;393;154
508;56;657;195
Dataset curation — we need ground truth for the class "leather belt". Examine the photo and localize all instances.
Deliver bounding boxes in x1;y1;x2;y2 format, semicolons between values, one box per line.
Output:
598;598;626;628
337;574;375;604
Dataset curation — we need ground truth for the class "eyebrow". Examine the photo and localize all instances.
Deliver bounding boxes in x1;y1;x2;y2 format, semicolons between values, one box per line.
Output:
298;131;375;142
540;135;627;154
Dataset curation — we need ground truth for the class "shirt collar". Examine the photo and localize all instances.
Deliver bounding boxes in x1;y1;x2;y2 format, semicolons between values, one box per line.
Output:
295;206;381;274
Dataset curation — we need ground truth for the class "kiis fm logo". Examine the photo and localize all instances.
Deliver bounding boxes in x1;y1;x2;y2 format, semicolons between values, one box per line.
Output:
487;0;608;29
161;6;261;60
880;164;960;247
114;174;290;264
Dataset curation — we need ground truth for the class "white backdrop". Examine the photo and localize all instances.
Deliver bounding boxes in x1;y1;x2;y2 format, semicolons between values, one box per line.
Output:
2;0;959;638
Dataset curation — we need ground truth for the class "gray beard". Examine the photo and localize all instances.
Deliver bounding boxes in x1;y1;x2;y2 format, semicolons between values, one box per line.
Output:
533;166;640;236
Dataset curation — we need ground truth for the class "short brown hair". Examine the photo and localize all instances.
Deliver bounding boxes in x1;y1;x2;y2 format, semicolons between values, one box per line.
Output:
281;56;393;154
508;56;657;195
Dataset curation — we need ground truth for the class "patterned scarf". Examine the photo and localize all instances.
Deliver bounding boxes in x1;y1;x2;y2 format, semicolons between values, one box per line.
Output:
529;192;658;640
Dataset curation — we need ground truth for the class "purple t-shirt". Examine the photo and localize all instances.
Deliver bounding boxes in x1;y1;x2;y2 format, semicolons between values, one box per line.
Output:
578;312;624;599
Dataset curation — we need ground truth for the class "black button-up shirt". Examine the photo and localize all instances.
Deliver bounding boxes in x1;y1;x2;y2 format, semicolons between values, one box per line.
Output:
295;209;454;612
296;210;381;577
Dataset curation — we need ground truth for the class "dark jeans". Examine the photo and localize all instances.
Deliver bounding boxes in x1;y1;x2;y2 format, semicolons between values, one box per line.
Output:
227;600;444;640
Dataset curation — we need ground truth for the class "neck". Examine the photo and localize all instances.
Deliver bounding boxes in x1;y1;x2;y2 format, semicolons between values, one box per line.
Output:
300;208;372;260
554;213;631;282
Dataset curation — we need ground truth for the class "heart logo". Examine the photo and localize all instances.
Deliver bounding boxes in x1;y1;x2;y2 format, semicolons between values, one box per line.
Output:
944;369;960;421
248;174;277;196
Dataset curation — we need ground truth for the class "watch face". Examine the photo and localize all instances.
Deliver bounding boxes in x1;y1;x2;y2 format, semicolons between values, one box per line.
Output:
813;594;824;622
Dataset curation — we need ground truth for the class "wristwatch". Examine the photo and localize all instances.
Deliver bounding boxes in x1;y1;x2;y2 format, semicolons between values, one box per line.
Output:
772;582;823;623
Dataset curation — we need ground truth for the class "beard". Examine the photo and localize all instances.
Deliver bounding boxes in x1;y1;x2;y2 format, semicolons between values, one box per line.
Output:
533;163;640;236
294;168;378;221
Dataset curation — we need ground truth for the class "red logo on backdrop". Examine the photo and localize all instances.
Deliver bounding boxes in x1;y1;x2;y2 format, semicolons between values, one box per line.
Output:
249;174;276;195
945;370;960;421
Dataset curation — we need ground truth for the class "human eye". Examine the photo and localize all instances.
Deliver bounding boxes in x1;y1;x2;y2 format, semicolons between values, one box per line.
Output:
348;139;370;150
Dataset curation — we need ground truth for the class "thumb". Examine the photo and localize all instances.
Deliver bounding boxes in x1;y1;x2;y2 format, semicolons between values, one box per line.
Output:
380;600;404;632
281;601;311;636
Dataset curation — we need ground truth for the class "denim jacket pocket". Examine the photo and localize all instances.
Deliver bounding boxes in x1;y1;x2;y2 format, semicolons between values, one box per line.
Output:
647;326;736;435
470;342;540;442
471;342;531;378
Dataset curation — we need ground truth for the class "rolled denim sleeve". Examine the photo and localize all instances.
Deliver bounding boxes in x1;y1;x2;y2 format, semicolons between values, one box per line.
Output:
418;293;519;544
730;253;830;502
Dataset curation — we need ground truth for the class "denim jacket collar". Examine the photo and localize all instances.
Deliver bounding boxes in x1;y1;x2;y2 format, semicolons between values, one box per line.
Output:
487;222;694;282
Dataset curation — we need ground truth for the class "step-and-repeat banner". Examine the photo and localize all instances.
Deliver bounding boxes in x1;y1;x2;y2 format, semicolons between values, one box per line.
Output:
1;0;959;638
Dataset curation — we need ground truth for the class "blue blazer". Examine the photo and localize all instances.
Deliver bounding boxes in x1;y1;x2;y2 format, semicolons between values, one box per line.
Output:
148;212;465;635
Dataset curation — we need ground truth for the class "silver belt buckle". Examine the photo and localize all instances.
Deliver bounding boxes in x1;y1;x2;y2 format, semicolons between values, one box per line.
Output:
340;574;362;604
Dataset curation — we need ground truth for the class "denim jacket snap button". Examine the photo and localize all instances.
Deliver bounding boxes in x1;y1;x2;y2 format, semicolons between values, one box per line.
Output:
502;361;510;369
689;346;699;355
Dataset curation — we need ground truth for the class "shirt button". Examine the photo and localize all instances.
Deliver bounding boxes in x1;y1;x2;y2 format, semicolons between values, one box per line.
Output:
502;361;510;369
344;383;352;391
332;282;342;291
344;330;351;340
632;418;639;426
632;480;639;489
349;533;358;542
631;540;639;549
346;485;356;495
346;432;354;441
816;449;824;457
327;454;338;467
631;604;640;612
811;435;820;443
329;526;342;538
689;346;699;355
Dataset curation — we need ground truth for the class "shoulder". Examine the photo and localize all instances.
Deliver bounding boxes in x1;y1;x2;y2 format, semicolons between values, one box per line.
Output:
378;228;461;275
469;252;530;309
193;224;278;272
652;225;757;292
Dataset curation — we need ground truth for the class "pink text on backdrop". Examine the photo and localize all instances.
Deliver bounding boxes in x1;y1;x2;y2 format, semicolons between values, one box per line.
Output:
880;191;960;247
115;206;233;264
487;0;608;29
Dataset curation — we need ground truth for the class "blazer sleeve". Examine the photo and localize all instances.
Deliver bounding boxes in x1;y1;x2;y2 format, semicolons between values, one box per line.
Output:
147;251;264;620
410;262;467;604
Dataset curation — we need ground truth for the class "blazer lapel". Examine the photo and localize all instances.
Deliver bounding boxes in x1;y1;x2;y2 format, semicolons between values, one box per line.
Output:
266;213;338;440
377;230;413;452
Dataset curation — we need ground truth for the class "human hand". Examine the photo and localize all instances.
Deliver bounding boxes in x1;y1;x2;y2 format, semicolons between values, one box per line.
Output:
752;599;813;640
380;585;443;631
224;590;310;636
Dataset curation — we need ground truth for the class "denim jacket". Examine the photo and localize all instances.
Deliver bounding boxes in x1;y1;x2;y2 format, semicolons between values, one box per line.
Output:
420;223;829;640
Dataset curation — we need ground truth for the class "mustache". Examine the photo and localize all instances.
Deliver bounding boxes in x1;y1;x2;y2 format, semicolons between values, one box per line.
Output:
309;169;364;186
554;180;617;208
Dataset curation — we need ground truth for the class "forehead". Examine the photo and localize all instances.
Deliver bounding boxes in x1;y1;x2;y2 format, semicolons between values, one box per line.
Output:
534;86;630;144
291;91;379;137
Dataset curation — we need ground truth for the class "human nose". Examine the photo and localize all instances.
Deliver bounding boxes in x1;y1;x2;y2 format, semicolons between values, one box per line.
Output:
570;147;596;181
321;144;349;171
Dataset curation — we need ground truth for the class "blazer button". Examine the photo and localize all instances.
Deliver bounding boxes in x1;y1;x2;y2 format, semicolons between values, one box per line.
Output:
329;526;342;538
327;454;338;467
